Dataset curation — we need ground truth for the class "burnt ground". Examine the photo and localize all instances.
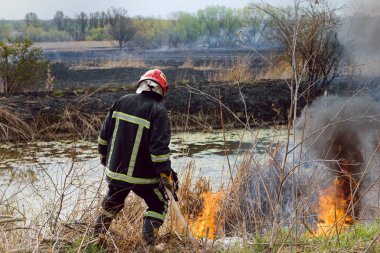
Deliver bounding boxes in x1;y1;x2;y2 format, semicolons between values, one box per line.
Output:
49;48;272;88
0;48;306;140
0;80;308;141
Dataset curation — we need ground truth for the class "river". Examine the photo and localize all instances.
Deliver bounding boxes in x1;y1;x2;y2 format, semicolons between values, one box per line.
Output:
0;127;288;220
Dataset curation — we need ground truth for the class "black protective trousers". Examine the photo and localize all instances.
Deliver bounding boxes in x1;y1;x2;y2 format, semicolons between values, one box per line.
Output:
102;183;168;220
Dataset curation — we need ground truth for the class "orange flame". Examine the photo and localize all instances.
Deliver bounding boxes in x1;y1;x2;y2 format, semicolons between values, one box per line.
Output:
190;191;223;239
315;161;356;236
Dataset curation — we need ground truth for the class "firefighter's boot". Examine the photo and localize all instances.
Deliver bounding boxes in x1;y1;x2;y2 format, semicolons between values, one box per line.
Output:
142;217;163;245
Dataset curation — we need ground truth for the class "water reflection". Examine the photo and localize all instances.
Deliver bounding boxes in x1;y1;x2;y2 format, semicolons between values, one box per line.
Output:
0;128;287;220
0;128;287;185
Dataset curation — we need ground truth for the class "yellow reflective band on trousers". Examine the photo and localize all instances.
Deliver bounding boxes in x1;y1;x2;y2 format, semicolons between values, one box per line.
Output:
112;111;150;129
154;188;168;216
144;211;165;221
150;153;170;162
105;167;160;184
98;136;108;146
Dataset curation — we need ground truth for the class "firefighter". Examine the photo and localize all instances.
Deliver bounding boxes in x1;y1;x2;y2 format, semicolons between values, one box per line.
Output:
94;69;176;248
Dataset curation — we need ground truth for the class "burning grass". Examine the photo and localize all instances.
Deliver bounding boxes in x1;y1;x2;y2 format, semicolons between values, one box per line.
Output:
315;160;358;237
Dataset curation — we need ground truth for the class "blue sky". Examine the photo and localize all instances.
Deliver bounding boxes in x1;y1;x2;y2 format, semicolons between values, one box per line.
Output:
0;0;349;20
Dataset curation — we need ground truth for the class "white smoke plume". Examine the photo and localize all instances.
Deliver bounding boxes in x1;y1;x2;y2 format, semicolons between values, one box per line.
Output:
340;0;380;76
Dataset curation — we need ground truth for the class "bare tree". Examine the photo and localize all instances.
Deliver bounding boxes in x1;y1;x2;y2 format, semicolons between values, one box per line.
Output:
53;11;65;31
99;11;108;28
263;2;343;100
89;12;100;29
107;7;136;50
76;12;88;40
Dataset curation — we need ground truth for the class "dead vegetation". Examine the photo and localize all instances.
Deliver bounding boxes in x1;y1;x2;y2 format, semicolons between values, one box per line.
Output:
70;57;147;70
209;57;253;83
0;107;33;142
257;59;293;80
1;95;380;252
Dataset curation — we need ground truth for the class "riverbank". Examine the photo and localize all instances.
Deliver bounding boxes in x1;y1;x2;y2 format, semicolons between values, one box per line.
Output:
0;79;307;142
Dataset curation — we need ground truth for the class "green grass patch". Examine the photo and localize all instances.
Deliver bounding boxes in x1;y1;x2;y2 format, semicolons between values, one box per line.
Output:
216;222;380;253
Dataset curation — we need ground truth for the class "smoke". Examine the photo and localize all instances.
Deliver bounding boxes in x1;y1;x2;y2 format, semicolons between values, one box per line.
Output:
340;0;380;76
242;94;380;231
296;94;380;218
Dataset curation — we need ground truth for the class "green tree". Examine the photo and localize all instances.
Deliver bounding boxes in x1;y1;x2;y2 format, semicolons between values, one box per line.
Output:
197;6;220;47
87;27;110;41
133;18;170;49
25;12;40;27
0;23;11;40
63;17;78;40
175;12;201;47
217;6;243;46
0;39;48;93
107;7;136;50
240;6;267;45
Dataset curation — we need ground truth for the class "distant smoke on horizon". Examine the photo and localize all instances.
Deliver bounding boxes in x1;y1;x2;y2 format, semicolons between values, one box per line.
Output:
340;0;380;76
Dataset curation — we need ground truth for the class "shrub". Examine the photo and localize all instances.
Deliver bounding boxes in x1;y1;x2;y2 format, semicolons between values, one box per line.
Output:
0;38;49;93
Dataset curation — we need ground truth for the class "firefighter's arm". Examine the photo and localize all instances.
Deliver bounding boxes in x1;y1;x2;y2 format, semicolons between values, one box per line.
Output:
98;109;113;166
149;105;172;175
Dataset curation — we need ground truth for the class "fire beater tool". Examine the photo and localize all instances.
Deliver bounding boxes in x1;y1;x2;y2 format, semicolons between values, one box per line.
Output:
164;187;198;245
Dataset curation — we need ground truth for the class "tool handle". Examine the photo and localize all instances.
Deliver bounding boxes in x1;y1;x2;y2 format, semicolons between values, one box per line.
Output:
164;187;197;243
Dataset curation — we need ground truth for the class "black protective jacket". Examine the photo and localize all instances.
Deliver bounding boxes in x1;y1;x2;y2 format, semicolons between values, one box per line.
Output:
98;91;171;187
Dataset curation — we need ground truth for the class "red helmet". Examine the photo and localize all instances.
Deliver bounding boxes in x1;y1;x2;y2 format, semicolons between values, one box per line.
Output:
137;69;168;96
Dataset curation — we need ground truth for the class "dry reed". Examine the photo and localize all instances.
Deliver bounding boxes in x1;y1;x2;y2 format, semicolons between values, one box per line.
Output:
70;57;147;70
0;107;33;142
210;56;253;83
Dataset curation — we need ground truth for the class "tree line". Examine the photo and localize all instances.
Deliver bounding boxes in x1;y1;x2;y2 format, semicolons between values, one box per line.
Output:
1;2;344;99
0;6;268;49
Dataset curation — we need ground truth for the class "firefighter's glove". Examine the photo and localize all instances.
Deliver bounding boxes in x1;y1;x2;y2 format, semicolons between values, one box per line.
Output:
159;171;174;192
160;170;179;201
100;155;107;166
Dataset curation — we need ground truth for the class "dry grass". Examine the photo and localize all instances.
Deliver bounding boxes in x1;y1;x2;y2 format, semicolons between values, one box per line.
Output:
0;107;33;142
257;59;293;80
33;41;117;51
100;161;214;252
0;152;105;252
179;57;221;71
209;56;253;83
70;57;147;70
0;93;107;142
1;124;380;252
0;147;220;252
179;57;195;69
195;61;221;71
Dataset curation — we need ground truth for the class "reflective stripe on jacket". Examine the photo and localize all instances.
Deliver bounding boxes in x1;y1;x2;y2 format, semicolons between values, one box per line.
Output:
98;91;171;186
